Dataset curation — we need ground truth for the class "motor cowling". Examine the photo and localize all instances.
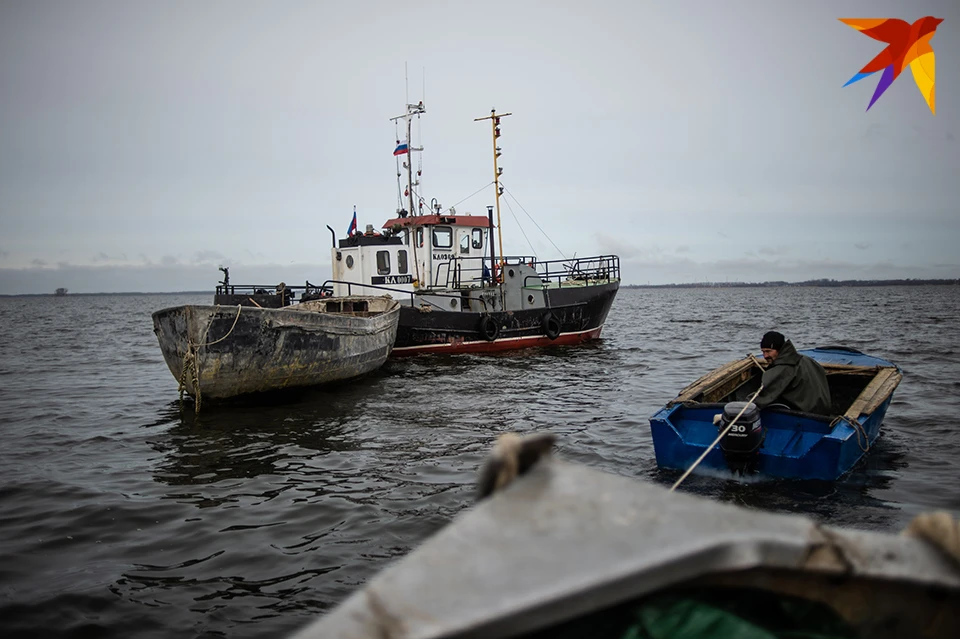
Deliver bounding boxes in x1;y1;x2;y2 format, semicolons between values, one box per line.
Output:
716;401;765;474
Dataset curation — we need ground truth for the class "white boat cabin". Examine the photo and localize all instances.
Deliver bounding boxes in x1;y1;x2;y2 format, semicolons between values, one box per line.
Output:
330;213;495;299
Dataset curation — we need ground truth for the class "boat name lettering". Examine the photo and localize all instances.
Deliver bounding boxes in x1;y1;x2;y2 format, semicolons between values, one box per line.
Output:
371;275;414;285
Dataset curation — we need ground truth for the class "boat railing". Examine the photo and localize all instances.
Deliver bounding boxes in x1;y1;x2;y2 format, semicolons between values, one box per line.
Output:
432;256;496;289
432;254;621;289
318;279;495;313
214;280;332;305
539;255;621;286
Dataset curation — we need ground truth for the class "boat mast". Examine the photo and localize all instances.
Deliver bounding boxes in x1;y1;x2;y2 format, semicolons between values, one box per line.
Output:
390;101;426;216
390;101;426;286
474;108;511;274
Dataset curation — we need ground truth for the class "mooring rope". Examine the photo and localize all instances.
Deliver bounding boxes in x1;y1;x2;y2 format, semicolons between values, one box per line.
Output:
830;414;871;453
195;304;243;348
177;304;243;416
669;384;765;493
747;352;767;374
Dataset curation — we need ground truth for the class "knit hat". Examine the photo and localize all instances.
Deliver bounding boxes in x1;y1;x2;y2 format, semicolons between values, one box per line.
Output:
760;331;786;351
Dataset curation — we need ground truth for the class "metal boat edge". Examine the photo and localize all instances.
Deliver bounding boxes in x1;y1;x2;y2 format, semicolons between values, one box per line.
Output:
289;457;960;639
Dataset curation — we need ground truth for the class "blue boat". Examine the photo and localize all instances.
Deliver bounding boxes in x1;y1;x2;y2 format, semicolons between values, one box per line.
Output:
649;346;903;481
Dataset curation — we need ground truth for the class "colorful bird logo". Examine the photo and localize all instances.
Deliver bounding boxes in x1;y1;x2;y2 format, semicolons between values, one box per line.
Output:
839;17;943;114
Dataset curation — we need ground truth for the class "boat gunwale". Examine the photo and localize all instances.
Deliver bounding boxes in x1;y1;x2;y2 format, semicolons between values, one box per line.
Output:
667;349;902;425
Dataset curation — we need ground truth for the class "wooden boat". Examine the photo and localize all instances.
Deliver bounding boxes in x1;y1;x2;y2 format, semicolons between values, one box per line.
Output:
152;295;400;405
210;102;620;356
649;346;903;481
289;450;960;639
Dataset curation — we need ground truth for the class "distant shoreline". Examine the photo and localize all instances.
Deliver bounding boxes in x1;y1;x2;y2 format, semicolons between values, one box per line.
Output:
625;278;960;289
3;278;959;296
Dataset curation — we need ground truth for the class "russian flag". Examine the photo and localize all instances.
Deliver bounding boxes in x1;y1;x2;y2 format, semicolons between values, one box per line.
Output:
393;140;409;156
347;209;358;236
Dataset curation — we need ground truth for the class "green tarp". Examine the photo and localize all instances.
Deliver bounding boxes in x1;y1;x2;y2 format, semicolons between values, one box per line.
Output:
523;588;858;639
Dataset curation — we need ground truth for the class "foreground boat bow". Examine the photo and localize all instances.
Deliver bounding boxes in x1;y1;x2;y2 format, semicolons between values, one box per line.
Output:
290;454;959;639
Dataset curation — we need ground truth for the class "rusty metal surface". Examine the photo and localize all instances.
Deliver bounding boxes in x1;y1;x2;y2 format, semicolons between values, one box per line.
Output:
289;459;960;639
152;297;400;399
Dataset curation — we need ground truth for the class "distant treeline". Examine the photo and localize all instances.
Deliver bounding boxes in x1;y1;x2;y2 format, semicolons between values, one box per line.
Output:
626;278;960;289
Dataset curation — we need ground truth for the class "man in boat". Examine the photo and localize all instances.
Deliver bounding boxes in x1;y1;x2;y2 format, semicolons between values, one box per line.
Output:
753;331;831;414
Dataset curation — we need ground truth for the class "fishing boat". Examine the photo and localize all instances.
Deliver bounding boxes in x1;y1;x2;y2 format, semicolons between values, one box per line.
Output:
649;346;903;481
211;102;620;356
290;438;960;639
152;295;400;407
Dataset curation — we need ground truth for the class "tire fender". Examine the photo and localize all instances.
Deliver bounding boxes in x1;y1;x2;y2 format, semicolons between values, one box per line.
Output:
479;315;500;342
542;312;561;340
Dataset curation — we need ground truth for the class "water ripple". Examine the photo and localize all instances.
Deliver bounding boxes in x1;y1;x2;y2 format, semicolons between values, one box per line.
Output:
1;288;959;637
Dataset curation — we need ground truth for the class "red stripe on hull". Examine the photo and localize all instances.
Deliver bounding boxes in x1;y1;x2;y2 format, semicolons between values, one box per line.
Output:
390;326;604;357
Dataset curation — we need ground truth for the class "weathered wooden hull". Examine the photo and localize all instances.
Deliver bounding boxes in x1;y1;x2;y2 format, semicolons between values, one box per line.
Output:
152;297;400;400
649;347;904;481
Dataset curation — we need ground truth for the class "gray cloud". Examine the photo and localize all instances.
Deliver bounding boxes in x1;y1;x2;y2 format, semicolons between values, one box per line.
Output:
191;250;226;264
1;0;958;293
758;246;788;256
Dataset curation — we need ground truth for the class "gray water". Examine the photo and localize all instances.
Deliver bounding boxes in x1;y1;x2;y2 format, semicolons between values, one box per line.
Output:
1;286;958;638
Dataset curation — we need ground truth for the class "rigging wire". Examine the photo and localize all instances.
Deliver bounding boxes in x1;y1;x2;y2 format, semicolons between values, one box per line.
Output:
416;110;423;212
419;69;425;201
500;191;537;257
502;185;568;259
448;181;496;211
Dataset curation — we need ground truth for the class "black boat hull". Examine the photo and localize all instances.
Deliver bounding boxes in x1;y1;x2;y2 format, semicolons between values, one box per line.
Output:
391;281;619;356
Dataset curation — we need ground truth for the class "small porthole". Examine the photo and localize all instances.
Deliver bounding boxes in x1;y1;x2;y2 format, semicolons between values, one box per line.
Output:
508;268;515;278
527;295;534;304
346;255;355;268
450;298;458;308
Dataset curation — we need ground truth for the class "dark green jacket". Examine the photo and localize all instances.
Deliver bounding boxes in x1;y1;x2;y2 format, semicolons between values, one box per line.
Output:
754;340;832;415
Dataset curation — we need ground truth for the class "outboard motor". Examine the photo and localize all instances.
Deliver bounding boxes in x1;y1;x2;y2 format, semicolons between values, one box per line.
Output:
715;401;765;475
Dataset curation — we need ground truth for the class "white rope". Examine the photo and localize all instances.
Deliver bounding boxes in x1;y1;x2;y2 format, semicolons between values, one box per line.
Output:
669;384;764;493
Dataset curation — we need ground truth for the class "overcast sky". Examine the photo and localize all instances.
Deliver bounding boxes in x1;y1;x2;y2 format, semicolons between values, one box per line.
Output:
1;0;958;293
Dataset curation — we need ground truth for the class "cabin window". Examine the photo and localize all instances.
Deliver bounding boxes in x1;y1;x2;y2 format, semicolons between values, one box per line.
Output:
432;226;453;249
376;251;390;275
402;229;410;246
398;250;408;274
345;254;354;269
472;228;483;249
460;233;470;255
416;228;424;247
